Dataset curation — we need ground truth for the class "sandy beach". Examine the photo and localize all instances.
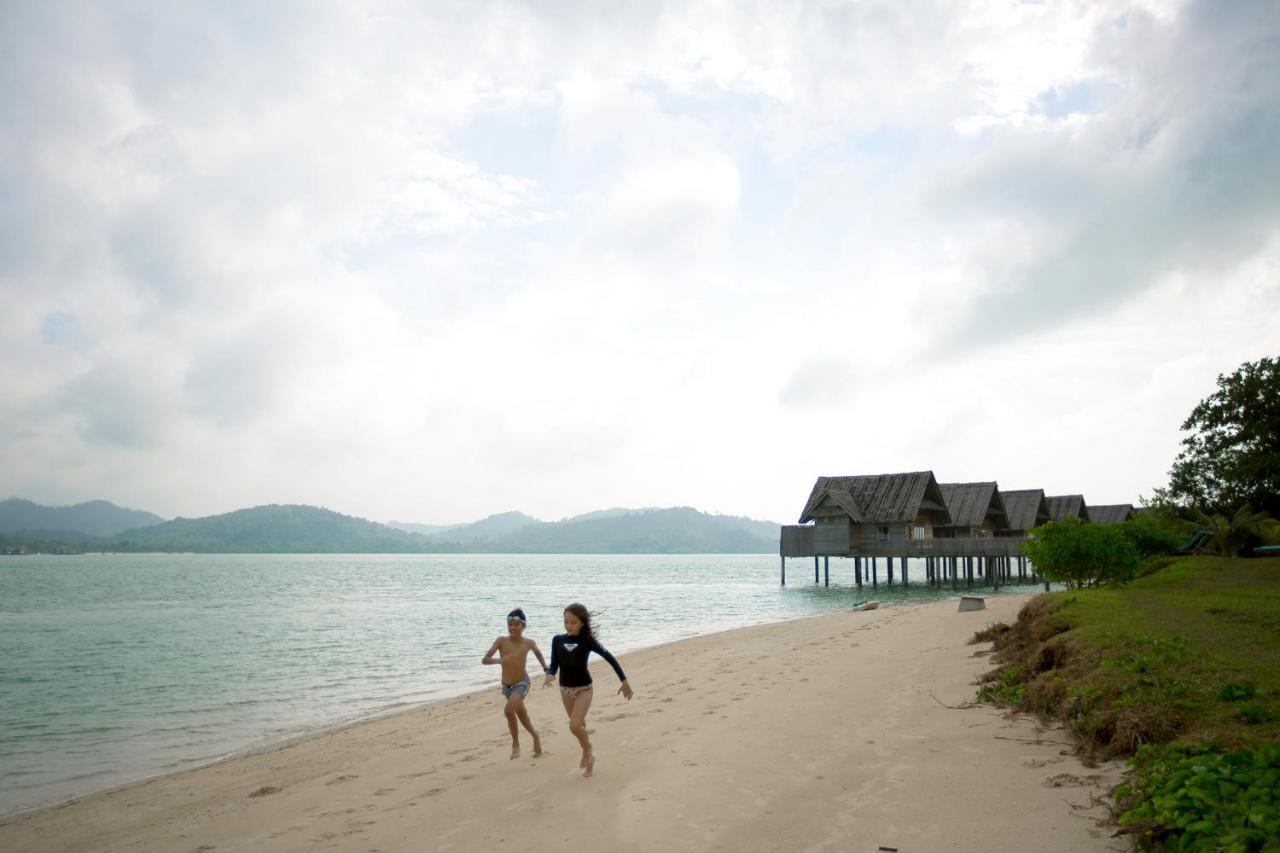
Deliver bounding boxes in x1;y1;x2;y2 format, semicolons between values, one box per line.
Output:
0;593;1126;853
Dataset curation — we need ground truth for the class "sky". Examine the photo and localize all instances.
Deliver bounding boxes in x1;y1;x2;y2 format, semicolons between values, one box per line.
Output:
2;0;1278;526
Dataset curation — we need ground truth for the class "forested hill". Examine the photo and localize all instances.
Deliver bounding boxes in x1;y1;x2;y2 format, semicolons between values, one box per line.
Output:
0;498;165;539
111;505;433;553
427;507;778;554
103;505;779;553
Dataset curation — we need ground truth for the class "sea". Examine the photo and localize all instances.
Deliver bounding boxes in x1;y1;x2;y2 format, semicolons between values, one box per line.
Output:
0;552;1043;815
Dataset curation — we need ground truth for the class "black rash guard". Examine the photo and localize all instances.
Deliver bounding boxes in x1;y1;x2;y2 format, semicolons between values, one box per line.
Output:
548;633;626;688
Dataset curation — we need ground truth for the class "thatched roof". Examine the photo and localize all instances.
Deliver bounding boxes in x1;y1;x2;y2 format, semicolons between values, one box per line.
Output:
1089;504;1134;525
1046;495;1091;523
938;482;1008;529
999;489;1052;532
799;472;951;525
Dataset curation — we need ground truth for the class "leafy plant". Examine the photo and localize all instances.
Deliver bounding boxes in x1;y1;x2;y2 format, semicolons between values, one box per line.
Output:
1193;505;1273;557
1220;682;1259;703
1116;743;1280;850
1021;517;1142;589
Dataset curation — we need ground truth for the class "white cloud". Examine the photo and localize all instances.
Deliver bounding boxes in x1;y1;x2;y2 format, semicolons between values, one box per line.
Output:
1;0;1277;525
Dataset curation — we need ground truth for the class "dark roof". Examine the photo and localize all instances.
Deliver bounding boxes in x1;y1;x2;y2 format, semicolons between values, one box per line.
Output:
1046;495;1090;523
938;482;1008;529
1089;504;1134;525
799;472;951;525
999;489;1052;531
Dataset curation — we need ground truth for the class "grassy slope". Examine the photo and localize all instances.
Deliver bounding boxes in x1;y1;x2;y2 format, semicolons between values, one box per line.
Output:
981;556;1280;756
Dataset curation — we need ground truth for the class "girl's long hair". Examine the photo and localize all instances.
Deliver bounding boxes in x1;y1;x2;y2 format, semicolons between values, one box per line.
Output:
564;602;595;645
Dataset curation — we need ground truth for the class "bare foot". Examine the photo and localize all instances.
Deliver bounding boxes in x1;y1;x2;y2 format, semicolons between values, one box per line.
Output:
532;732;542;757
510;742;520;760
579;750;588;768
583;751;595;778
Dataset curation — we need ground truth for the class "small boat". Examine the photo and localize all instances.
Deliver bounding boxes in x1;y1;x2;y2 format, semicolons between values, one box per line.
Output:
852;600;879;612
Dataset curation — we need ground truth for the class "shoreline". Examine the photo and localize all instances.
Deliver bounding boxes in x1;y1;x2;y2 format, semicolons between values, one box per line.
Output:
4;580;1046;820
0;592;1124;852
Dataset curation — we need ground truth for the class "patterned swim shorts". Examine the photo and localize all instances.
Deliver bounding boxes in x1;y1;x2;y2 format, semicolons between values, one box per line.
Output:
559;684;593;698
501;675;531;699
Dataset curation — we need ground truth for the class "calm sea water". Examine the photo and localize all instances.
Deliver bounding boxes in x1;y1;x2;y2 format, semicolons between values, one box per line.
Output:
0;553;1041;815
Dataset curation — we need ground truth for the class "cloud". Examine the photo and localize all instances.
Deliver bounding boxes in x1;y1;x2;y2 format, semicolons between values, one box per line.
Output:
933;0;1280;347
1;0;1278;524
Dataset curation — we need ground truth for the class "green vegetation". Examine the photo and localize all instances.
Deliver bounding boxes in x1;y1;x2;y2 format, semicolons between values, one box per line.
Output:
1120;509;1195;558
105;504;778;554
1192;505;1273;557
1156;355;1280;519
974;557;1280;849
110;505;439;553
1021;516;1142;588
1115;744;1280;851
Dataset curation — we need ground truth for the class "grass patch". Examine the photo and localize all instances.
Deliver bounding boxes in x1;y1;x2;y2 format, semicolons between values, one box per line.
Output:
974;557;1280;848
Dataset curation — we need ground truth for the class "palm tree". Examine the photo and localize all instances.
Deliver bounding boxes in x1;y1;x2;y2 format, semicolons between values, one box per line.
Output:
1192;505;1271;556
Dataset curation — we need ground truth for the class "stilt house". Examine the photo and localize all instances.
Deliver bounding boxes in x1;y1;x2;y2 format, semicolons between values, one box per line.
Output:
797;472;951;556
997;489;1052;537
1046;495;1091;523
1088;504;1135;525
936;482;1009;539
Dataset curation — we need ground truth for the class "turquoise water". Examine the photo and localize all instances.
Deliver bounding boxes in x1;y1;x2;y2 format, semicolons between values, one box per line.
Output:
0;553;1041;815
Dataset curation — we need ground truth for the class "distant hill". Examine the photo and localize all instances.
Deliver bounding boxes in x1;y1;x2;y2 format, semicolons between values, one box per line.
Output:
10;502;781;554
386;520;460;536
422;511;541;546
457;507;778;553
0;498;165;538
111;505;437;553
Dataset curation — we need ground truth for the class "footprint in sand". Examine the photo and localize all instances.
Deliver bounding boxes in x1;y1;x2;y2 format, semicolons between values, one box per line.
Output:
326;775;358;786
373;788;396;796
1022;758;1062;768
248;786;281;798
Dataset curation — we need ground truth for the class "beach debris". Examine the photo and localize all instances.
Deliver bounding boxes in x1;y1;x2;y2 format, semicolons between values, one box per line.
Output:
852;600;879;612
878;847;899;852
247;785;281;798
958;596;986;612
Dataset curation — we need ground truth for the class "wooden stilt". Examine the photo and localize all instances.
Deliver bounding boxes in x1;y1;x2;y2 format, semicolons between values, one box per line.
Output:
887;556;895;584
823;556;829;588
780;555;786;587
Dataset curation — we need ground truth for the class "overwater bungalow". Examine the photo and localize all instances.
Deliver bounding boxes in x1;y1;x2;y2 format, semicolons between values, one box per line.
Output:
1088;504;1135;525
935;482;1009;539
796;471;951;555
997;489;1052;537
1046;494;1091;523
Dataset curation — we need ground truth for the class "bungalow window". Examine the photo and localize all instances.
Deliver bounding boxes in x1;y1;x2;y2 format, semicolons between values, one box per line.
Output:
913;525;926;540
877;525;890;542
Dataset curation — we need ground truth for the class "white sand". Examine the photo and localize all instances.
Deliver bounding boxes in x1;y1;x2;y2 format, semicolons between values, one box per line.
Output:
0;593;1127;852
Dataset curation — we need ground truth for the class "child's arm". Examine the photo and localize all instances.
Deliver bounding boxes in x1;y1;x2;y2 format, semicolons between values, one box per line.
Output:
481;637;503;666
543;637;559;686
591;639;633;699
530;640;550;675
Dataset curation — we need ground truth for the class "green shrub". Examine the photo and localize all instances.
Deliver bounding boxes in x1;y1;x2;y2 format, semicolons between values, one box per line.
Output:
1022;518;1143;589
1121;511;1188;557
1116;743;1280;850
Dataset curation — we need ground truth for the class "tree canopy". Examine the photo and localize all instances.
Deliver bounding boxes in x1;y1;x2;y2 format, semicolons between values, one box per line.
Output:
1159;356;1280;517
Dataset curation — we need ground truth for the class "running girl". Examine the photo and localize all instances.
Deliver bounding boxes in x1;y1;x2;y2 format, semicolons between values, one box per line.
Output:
482;608;548;759
544;603;633;777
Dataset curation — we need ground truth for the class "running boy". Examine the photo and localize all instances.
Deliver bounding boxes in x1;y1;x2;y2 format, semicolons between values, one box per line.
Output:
482;608;549;759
